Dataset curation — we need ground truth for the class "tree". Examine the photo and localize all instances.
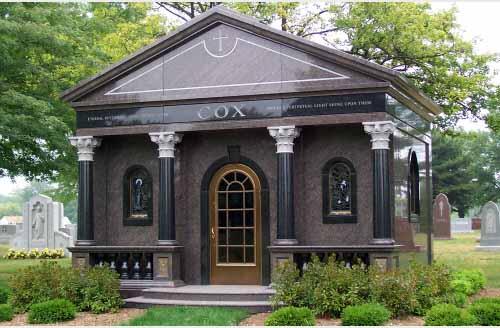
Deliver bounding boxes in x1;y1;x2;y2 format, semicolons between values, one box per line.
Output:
0;3;169;200
432;130;500;217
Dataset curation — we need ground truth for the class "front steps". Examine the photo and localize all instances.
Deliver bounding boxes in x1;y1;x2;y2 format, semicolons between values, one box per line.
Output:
124;285;275;313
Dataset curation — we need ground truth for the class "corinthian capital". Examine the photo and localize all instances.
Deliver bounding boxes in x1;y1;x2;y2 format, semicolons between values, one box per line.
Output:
149;132;183;158
268;126;301;153
69;136;102;161
362;121;396;150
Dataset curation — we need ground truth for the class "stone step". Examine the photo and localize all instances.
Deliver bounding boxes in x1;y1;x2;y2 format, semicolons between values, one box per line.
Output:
142;285;275;302
124;296;272;313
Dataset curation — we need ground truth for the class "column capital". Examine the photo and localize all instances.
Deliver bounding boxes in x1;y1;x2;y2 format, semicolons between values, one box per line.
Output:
149;132;183;158
267;126;301;153
69;136;102;161
362;121;396;150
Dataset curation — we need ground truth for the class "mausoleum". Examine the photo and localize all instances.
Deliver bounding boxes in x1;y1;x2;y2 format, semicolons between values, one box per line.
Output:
62;7;438;293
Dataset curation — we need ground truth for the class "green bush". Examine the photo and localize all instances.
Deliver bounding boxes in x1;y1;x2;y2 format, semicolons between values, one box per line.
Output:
264;307;315;326
453;269;485;294
468;300;500;325
28;299;76;324
9;262;122;313
0;304;13;322
424;303;477;326
79;266;123;313
0;288;9;304
451;279;475;296
448;292;468;308
371;269;417;317
341;303;390;326
472;297;500;305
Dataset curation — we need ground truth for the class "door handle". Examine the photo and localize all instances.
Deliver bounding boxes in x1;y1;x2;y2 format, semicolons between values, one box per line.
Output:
211;227;215;240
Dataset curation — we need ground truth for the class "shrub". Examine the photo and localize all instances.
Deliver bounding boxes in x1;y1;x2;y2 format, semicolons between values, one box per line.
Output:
370;269;417;317
264;307;315;326
472;297;500;305
9;261;64;312
341;303;390;326
79;266;123;313
424;303;477;326
28;299;76;324
0;304;13;322
10;262;122;313
4;248;64;260
468;300;500;325
453;269;485;294
0;288;9;304
451;279;474;296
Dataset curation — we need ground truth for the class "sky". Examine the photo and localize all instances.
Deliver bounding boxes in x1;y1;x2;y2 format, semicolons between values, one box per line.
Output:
0;1;499;196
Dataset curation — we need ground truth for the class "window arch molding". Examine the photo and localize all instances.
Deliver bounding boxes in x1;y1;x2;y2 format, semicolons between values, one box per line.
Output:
407;150;420;220
123;165;153;226
322;157;357;224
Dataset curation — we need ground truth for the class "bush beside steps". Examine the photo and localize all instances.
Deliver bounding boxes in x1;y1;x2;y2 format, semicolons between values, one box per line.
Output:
0;304;13;322
341;303;391;326
264;306;316;326
424;303;477;326
28;299;76;324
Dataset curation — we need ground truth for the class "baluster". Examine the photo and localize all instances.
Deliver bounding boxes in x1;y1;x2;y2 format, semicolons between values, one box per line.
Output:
120;255;129;279
132;258;141;280
144;260;153;280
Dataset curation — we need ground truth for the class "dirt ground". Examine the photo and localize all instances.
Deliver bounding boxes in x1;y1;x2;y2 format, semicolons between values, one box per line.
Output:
1;308;145;326
240;312;424;326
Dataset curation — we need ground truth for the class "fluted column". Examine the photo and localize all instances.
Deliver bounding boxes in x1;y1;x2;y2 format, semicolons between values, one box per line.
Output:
362;121;396;244
149;132;183;245
268;126;301;245
69;136;102;246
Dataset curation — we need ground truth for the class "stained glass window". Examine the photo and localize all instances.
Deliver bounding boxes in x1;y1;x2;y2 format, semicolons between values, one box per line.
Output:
409;152;420;215
322;158;356;223
123;166;152;225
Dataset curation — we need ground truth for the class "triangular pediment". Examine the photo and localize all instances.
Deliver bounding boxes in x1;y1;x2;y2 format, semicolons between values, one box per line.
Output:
75;23;384;104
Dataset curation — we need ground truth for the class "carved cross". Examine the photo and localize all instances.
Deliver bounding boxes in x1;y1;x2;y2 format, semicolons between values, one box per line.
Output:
213;30;228;52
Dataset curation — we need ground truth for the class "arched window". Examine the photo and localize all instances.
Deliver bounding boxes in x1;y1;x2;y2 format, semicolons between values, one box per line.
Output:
408;151;420;217
322;158;357;223
123;165;153;226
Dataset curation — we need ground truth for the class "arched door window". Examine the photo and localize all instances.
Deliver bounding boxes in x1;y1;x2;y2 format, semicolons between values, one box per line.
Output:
408;151;420;217
322;158;357;223
123;165;153;226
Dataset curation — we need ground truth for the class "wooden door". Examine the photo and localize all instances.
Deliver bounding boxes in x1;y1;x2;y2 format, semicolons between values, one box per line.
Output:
209;164;261;285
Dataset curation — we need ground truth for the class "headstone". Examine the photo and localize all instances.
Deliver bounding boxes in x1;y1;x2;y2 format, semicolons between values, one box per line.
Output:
451;218;472;233
477;201;500;251
472;217;481;230
433;193;451;239
10;194;76;256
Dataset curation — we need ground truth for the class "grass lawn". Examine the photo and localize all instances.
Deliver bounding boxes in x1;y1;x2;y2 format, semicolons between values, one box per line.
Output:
0;245;71;289
434;231;500;288
124;306;249;326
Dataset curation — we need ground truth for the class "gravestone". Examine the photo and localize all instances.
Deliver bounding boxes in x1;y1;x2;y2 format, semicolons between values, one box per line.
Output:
433;193;451;239
10;194;76;256
477;201;500;251
451;218;472;233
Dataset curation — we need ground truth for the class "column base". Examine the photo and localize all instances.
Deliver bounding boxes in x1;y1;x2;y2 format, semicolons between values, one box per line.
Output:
75;240;96;246
370;238;395;245
157;240;179;246
273;238;298;246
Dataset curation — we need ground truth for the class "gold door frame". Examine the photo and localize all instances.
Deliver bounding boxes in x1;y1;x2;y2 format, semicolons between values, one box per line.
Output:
209;163;262;285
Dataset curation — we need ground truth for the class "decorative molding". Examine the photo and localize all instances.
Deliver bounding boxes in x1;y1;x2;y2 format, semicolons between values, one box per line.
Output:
69;136;102;161
149;132;183;158
362;121;396;150
267;126;301;153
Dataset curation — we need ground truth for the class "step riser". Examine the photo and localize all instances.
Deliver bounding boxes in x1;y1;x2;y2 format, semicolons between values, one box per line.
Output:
141;291;273;302
124;301;271;314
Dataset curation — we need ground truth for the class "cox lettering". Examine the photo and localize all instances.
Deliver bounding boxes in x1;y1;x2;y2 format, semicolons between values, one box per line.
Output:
197;105;246;120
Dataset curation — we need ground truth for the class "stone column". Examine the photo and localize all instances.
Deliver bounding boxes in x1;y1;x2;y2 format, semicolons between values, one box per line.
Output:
362;121;396;244
69;136;102;246
149;132;183;245
268;126;301;245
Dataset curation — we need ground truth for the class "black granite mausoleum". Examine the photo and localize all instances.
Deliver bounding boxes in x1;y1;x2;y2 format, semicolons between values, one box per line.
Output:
63;7;439;290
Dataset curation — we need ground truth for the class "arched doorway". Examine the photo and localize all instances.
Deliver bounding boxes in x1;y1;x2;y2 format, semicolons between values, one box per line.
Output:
209;163;261;284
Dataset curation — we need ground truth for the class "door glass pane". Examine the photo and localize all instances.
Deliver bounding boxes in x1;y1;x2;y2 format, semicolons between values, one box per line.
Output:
235;172;246;182
228;182;243;191
245;192;253;208
218;211;227;227
228;247;244;262
245;210;254;227
218;229;227;245
245;247;254;263
228;229;244;245
243;178;253;190
217;193;226;209
218;247;227;262
245;229;254;245
228;193;243;208
228;210;243;227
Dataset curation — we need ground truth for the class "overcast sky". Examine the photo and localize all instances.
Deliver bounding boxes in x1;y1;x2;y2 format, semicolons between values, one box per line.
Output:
0;1;498;196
